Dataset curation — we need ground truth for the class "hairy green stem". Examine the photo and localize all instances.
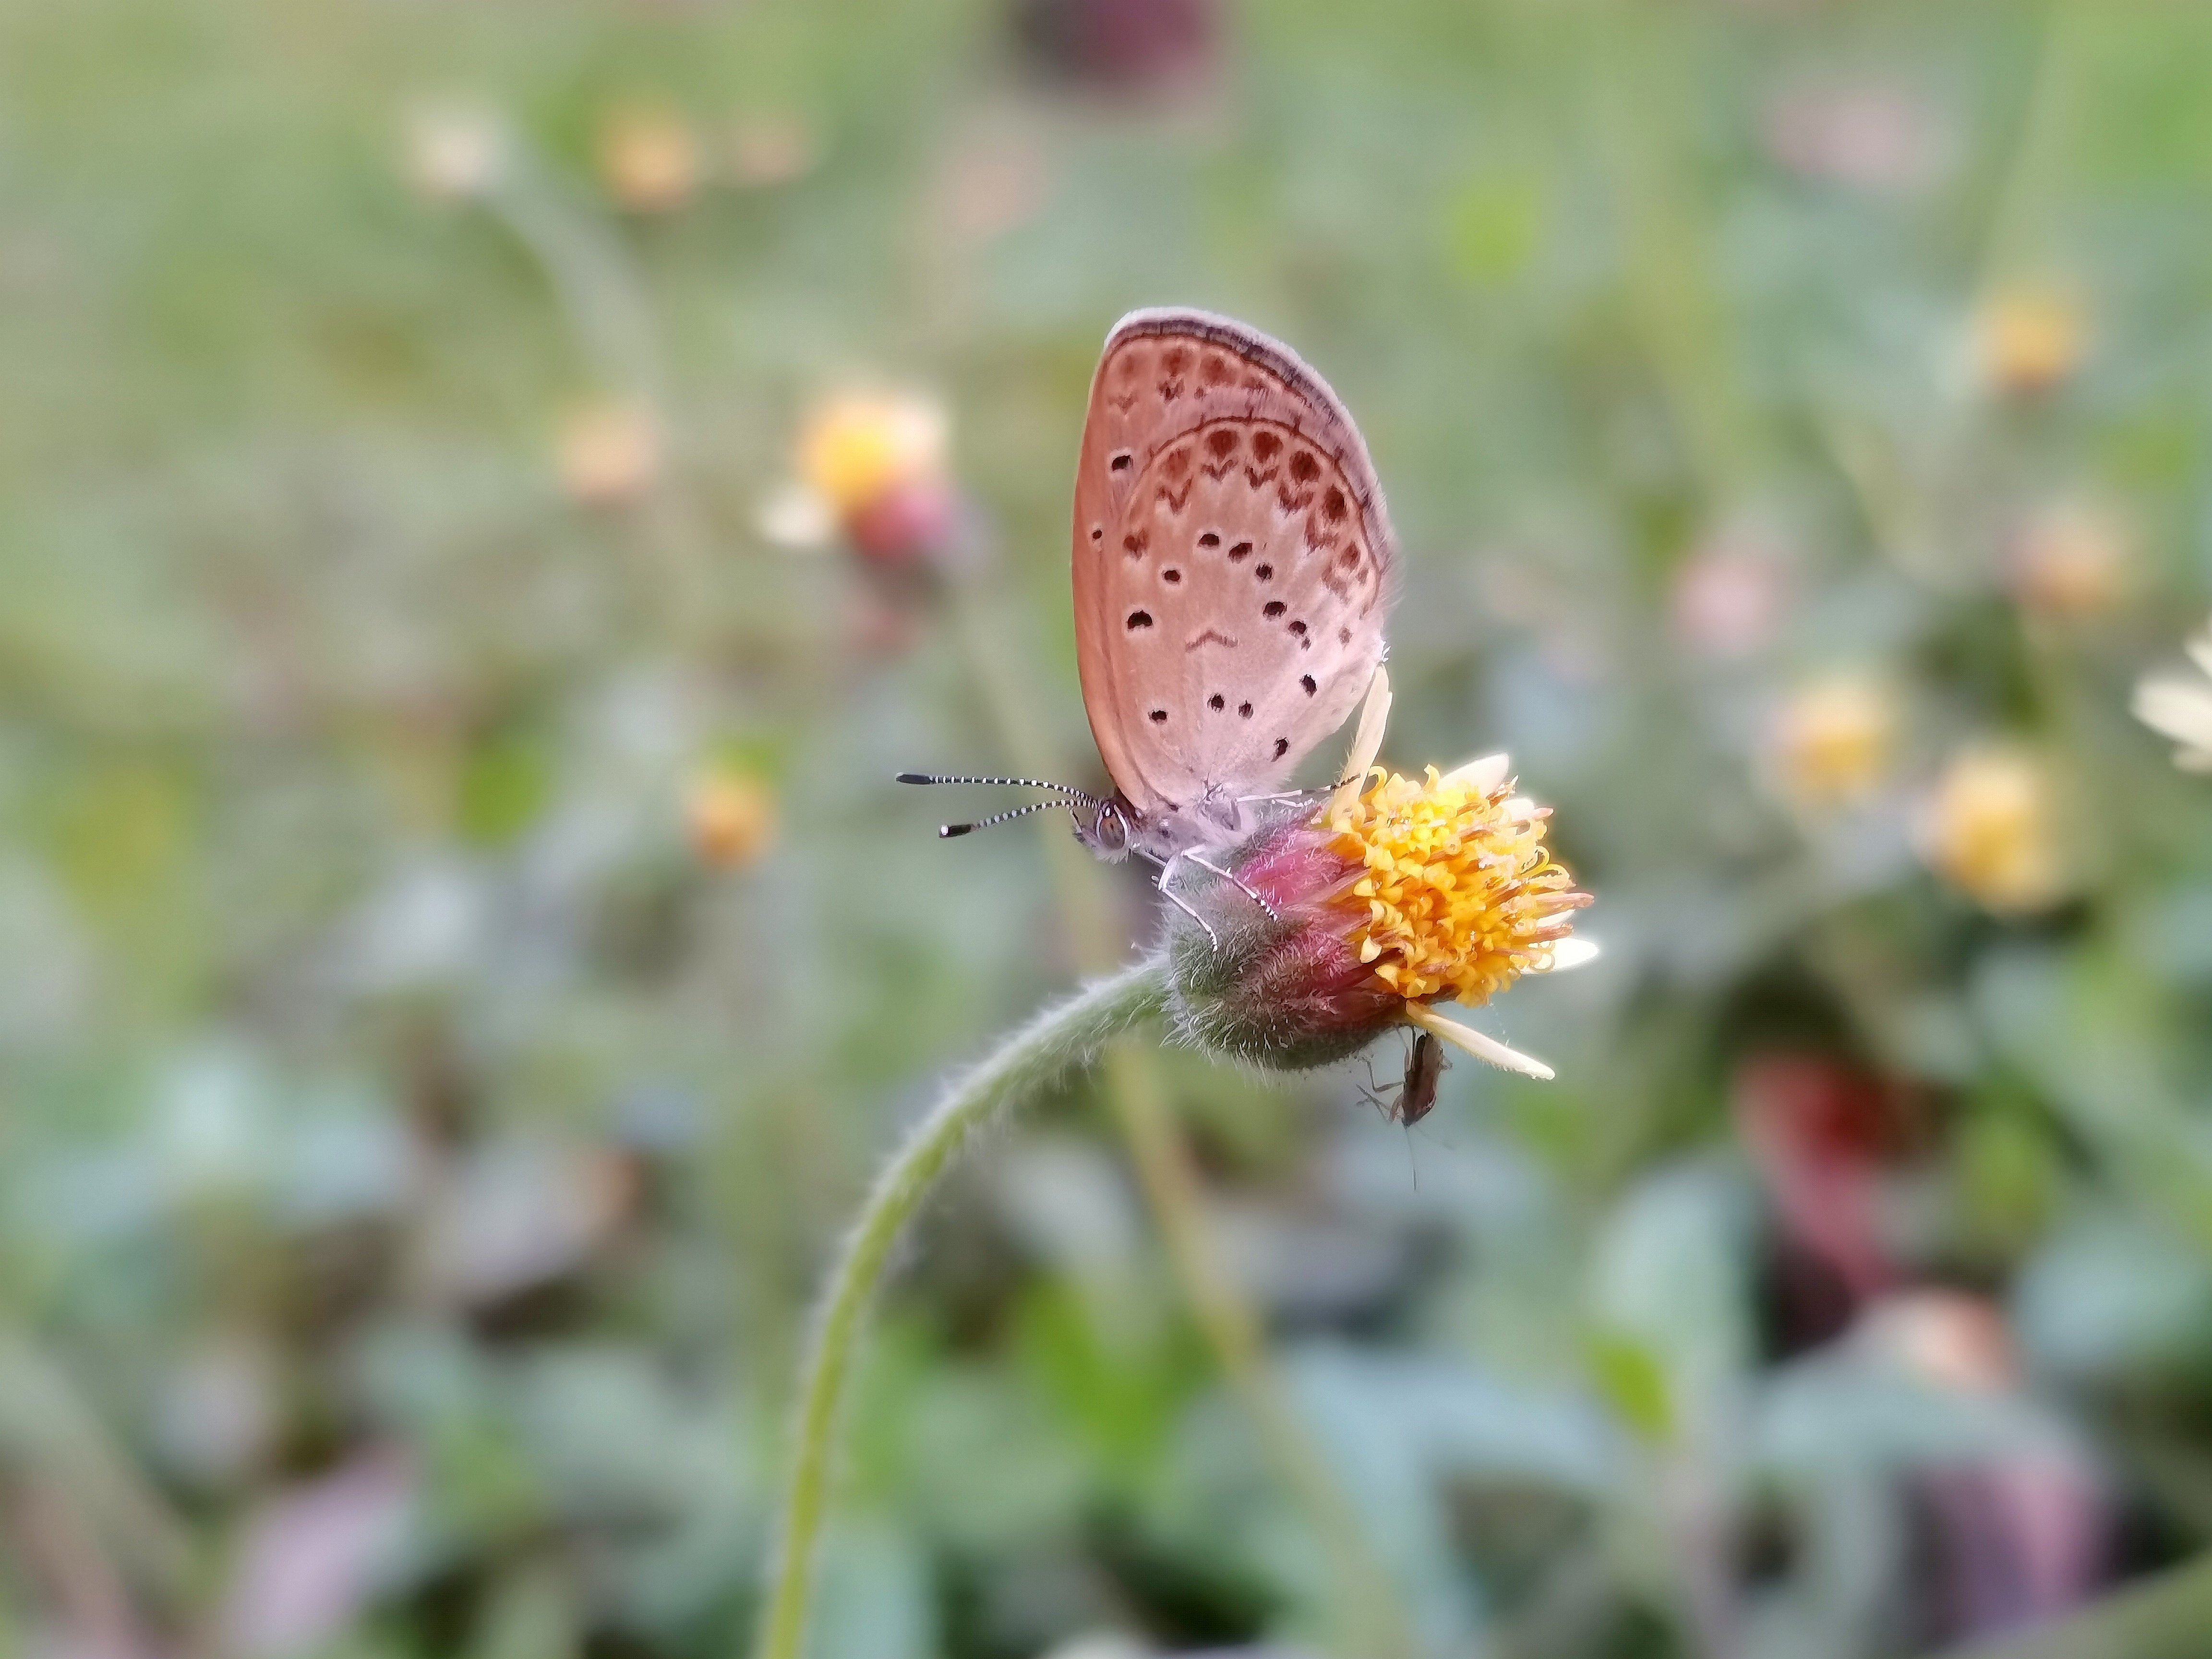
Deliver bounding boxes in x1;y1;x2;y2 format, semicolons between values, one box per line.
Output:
754;959;1172;1659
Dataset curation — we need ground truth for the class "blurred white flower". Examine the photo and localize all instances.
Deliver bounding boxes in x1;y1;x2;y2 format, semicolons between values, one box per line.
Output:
401;102;508;202
756;479;836;549
2133;615;2212;772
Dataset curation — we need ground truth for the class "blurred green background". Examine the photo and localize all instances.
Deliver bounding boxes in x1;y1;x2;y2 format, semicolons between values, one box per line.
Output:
8;1;2212;1656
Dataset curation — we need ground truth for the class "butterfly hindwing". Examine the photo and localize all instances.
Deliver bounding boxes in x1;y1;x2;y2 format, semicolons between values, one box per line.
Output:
1071;310;1397;827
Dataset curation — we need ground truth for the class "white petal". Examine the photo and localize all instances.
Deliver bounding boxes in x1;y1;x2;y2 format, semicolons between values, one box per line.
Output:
2134;675;2212;748
1440;753;1510;794
1502;795;1539;822
1405;1003;1555;1081
1536;937;1600;973
1332;665;1393;817
757;482;834;549
2187;627;2212;682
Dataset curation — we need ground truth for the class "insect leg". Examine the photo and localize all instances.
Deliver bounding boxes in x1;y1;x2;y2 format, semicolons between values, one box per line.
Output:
1154;877;1219;948
1181;850;1281;920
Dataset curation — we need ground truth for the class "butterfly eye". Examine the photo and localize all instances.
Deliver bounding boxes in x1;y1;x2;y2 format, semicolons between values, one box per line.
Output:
1093;803;1129;852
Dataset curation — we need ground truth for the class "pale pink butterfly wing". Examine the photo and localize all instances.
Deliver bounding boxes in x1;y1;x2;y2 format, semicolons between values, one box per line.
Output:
1071;309;1396;825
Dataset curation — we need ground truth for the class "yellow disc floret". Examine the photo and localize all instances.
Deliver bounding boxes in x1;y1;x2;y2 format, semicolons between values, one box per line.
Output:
1323;764;1589;1007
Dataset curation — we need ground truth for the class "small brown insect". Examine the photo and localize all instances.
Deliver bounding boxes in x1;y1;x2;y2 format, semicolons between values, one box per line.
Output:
1364;1029;1446;1127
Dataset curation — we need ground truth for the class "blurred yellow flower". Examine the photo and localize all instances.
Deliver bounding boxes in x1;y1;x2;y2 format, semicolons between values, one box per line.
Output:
685;769;776;869
402;103;508;203
2133;615;2212;772
2008;501;2132;619
557;399;661;506
795;391;949;522
1769;673;1899;811
598;107;701;214
1972;286;2088;397
1921;744;2069;914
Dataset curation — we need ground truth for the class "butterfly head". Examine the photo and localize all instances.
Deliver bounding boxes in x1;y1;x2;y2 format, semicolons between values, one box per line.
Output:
1074;793;1136;862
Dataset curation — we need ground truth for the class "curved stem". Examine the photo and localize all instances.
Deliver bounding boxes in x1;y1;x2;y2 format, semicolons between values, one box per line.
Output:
754;958;1172;1659
943;577;1414;1656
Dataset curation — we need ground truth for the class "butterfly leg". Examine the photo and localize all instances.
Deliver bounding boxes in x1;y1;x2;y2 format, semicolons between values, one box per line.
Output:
1180;850;1281;921
1139;849;1223;946
1154;876;1220;947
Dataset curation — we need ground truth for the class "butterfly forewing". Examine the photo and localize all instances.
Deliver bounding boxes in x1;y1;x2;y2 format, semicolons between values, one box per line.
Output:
1072;310;1397;833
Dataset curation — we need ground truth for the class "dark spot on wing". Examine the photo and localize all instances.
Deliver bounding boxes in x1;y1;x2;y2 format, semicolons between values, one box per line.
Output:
1263;601;1286;618
1150;709;1169;723
1127;610;1153;629
1208;694;1225;710
1301;674;1317;695
1273;737;1289;759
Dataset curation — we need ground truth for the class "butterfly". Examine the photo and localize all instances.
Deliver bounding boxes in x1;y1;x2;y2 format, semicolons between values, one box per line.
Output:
902;308;1399;937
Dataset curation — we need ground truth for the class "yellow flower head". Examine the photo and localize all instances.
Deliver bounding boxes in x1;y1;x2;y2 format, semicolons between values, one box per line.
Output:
1972;286;2088;397
796;392;949;522
1921;744;2069;914
598;105;701;214
1325;761;1587;1007
1769;672;1899;812
685;768;776;870
1166;670;1592;1079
